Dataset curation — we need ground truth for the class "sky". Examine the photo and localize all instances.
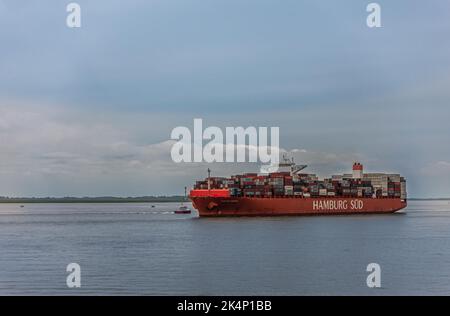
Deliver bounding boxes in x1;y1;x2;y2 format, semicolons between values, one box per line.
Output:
0;0;450;197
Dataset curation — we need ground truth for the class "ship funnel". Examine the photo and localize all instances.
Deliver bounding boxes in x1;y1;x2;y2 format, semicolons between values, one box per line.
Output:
352;162;363;179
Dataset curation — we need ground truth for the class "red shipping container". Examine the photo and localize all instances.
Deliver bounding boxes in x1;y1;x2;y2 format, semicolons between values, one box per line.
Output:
190;189;230;197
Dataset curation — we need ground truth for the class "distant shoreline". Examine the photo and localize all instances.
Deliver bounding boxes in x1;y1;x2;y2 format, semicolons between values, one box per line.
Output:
0;196;448;203
409;198;450;201
0;196;186;203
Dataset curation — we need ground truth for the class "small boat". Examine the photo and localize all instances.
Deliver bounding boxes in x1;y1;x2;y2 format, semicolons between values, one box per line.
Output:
175;205;191;214
174;186;191;214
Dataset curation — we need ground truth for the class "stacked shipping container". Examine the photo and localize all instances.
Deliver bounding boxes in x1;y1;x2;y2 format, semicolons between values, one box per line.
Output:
193;163;407;200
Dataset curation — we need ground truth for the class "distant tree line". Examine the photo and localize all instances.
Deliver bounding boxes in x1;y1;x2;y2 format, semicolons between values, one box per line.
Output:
0;196;186;203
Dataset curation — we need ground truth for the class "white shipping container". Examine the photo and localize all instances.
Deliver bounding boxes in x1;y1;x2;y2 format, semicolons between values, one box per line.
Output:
388;174;401;182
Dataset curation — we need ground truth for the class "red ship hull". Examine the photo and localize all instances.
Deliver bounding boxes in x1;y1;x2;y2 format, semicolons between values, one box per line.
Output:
190;196;407;217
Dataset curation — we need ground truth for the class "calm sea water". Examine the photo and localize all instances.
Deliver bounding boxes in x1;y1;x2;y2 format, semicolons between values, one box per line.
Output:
1;200;450;295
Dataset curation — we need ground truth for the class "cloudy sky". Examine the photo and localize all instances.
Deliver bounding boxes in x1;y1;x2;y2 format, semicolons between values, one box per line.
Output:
1;0;449;197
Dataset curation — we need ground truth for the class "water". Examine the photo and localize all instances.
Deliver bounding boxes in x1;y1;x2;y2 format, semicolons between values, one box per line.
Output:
1;200;450;295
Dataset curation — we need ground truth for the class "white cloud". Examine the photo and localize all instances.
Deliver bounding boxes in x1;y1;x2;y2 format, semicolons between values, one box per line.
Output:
0;100;392;196
420;161;450;176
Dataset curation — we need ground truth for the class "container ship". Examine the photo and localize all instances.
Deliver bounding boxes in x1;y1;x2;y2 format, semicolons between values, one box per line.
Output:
189;159;407;217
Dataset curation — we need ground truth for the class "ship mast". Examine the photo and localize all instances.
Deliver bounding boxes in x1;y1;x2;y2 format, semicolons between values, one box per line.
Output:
207;168;211;192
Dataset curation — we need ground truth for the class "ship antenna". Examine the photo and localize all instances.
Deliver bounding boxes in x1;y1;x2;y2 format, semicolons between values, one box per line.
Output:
207;168;211;192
